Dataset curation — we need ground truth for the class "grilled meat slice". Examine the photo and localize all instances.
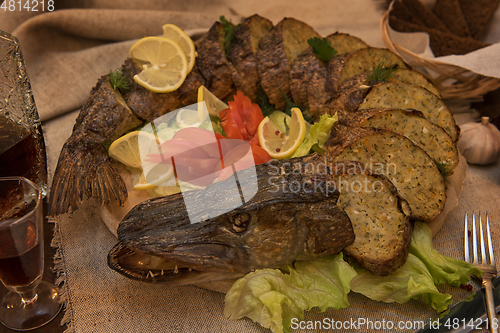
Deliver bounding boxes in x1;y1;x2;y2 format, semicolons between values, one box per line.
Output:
120;59;184;122
308;48;407;120
226;14;273;101
196;21;238;101
257;17;320;110
290;33;368;110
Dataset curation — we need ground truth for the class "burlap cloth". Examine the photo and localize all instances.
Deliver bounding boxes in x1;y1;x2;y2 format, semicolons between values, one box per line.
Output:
2;1;499;332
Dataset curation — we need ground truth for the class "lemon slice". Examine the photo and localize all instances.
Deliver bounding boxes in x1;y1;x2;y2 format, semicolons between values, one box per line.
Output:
133;164;175;191
197;85;228;118
108;131;146;168
162;24;196;72
258;107;307;159
109;131;175;190
129;36;188;93
176;108;205;128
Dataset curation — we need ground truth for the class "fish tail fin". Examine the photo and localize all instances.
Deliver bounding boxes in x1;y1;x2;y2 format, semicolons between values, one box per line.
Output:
48;139;127;216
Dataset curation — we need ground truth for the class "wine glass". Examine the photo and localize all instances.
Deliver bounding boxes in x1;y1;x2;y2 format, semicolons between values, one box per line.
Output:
0;177;61;331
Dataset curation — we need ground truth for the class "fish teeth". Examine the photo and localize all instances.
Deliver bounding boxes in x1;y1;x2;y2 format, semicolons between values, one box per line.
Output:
174;265;179;274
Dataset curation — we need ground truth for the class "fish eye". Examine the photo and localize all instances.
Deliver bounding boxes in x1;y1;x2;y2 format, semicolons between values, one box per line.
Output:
230;212;250;233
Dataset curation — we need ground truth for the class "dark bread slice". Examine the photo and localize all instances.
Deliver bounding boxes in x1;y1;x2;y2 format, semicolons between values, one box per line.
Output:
390;0;425;26
290;33;368;110
326;125;447;222
389;16;488;56
338;108;459;175
432;0;471;38
256;17;320;110
401;0;451;33
358;81;459;141
458;0;500;40
331;161;412;276
226;15;273;101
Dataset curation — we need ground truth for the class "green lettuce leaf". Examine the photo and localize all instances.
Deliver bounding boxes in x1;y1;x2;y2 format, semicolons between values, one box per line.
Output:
409;222;482;287
292;113;338;157
350;253;453;313
224;253;356;333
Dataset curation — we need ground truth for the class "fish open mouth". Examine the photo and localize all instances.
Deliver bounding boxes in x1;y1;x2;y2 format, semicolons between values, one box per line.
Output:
107;242;244;285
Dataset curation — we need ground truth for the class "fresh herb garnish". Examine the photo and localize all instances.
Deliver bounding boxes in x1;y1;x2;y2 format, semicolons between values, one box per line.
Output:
281;89;313;123
108;69;130;91
256;87;275;117
366;59;398;85
307;37;337;62
434;159;450;184
220;16;237;54
282;89;299;117
301;109;314;124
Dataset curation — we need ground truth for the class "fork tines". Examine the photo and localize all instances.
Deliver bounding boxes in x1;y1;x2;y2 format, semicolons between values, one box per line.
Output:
464;212;496;266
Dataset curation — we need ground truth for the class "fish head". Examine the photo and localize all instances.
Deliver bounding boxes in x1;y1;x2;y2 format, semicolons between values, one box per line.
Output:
108;158;355;285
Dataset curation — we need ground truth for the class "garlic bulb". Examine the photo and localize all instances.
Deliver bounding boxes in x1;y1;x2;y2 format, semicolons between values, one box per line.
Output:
457;117;500;165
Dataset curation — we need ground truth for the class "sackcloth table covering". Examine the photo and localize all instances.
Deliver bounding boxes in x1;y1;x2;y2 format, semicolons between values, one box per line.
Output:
1;0;500;332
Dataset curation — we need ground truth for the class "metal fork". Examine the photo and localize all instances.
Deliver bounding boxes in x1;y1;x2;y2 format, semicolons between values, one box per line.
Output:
465;212;498;333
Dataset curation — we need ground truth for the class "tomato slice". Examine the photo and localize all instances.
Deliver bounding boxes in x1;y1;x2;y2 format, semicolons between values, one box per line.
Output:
250;144;271;164
219;108;244;140
228;101;249;140
217;142;271;181
221;90;265;146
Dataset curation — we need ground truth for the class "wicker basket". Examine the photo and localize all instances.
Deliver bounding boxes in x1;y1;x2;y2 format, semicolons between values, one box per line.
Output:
380;10;500;100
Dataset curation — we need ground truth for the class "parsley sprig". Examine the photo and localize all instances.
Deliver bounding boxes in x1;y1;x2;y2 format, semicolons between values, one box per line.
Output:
307;37;337;62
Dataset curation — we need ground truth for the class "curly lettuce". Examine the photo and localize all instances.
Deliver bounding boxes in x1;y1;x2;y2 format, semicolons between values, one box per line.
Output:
409;222;482;287
292;113;338;157
224;253;356;333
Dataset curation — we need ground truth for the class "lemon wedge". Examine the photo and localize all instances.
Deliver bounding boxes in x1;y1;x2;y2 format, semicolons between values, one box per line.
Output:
197;85;229;117
129;36;188;93
108;131;175;190
108;131;146;168
162;24;196;72
258;107;307;159
133;164;175;191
